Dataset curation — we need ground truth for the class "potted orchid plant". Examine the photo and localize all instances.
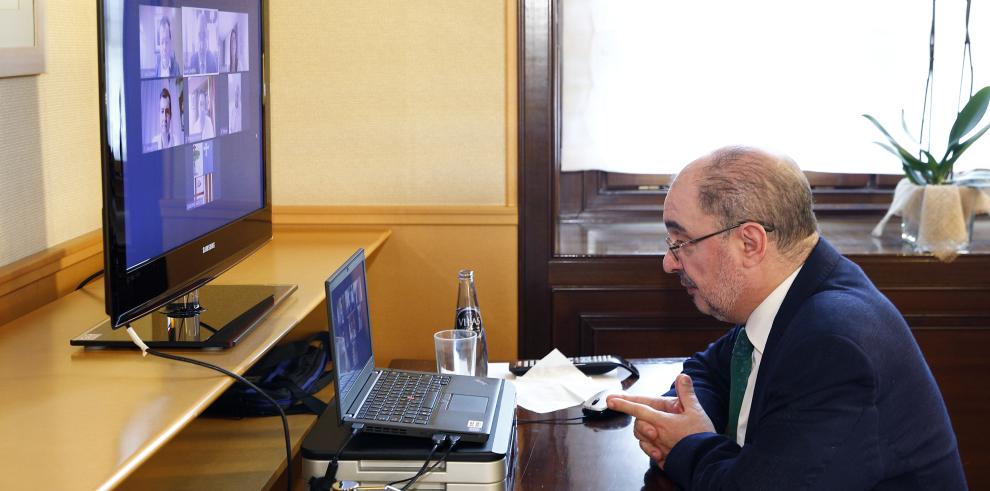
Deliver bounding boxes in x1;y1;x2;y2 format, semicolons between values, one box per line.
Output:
864;85;990;186
860;0;989;261
863;85;990;260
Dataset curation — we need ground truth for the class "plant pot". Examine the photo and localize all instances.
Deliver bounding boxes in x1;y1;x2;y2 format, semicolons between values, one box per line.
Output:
899;184;976;254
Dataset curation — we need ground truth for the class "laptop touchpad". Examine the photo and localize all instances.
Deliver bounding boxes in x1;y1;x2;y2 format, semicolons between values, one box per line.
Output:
448;394;488;412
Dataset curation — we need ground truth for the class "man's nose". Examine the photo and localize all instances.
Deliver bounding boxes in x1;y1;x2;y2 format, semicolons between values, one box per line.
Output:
662;251;679;274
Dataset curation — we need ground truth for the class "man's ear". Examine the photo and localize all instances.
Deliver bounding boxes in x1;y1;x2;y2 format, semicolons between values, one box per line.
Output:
737;222;768;267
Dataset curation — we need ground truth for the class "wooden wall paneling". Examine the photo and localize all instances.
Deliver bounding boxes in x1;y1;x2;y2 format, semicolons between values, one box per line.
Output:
584;171;665;213
577;314;727;358
275;205;519;366
550;257;668;286
853;255;990;288
882;289;990;314
518;0;557;358
557;170;583;217
0;230;103;327
912;329;990;488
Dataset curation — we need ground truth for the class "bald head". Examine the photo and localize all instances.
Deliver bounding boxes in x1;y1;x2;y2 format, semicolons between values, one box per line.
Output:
674;146;818;258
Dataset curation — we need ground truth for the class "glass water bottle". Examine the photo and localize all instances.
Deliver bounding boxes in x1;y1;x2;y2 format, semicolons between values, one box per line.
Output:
455;269;488;377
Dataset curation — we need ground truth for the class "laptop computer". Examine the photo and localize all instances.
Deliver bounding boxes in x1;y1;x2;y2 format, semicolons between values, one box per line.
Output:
324;249;504;443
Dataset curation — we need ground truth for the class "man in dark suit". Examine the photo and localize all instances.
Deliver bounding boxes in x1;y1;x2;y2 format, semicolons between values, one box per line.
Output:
156;15;179;78
608;147;966;489
187;11;218;74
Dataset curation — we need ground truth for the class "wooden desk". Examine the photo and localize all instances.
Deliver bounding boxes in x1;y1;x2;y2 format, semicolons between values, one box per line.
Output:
0;229;390;490
391;358;684;490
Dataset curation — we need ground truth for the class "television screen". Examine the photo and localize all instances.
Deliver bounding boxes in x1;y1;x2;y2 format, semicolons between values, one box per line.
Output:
80;0;278;341
128;2;264;270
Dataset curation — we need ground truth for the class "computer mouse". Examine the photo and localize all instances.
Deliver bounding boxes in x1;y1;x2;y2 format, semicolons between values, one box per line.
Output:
581;389;623;419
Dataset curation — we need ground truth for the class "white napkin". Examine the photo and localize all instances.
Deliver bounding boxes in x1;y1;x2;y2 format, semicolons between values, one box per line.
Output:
494;349;621;414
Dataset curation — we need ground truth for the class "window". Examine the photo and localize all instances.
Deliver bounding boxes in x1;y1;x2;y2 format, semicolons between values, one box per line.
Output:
561;0;989;176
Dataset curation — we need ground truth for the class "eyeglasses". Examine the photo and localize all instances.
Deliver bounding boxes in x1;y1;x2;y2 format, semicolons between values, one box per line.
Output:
665;221;775;263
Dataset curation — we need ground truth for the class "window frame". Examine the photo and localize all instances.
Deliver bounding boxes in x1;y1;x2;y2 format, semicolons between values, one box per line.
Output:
516;0;903;357
559;170;902;221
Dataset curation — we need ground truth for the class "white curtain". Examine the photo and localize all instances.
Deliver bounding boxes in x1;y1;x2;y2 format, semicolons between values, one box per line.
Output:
561;0;990;175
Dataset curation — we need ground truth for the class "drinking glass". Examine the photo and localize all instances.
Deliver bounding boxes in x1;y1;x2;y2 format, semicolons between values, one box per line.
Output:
433;329;478;376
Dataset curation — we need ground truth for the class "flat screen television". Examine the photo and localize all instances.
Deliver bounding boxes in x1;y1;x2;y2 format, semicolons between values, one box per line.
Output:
71;0;293;349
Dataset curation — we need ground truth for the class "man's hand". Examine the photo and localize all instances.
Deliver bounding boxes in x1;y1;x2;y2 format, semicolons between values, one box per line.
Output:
605;392;683;466
607;374;715;468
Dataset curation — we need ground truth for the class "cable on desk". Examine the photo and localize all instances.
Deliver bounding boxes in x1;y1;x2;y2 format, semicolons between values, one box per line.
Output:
309;423;364;491
76;269;105;290
386;434;460;491
515;416;587;425
125;326;294;491
417;434;461;481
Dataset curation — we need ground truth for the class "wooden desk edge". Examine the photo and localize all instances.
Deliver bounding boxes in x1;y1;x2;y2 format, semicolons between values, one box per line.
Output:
113;230;391;490
0;229;391;491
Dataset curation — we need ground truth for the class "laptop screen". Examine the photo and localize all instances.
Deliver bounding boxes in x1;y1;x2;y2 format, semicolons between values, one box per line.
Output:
326;250;375;406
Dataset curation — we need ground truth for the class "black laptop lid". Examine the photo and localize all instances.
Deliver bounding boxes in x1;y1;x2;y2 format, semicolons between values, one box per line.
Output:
325;249;376;425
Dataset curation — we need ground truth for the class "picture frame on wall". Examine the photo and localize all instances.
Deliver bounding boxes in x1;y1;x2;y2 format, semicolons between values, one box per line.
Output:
0;0;46;78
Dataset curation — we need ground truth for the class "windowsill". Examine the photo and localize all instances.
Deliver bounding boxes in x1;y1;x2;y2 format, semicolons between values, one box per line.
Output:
557;215;990;257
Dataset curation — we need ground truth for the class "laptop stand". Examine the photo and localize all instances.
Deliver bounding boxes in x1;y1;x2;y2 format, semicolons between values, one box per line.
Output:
302;383;516;490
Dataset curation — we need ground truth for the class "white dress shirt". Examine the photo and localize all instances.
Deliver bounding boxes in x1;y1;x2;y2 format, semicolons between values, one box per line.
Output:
735;265;803;445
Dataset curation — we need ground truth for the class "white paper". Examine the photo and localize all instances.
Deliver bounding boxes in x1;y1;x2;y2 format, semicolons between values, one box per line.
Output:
487;349;622;414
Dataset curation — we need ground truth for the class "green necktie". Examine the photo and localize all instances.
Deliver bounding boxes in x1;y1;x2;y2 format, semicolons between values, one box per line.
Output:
726;328;754;442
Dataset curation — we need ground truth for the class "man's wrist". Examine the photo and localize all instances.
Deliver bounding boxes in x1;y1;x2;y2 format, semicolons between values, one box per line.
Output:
664;431;725;487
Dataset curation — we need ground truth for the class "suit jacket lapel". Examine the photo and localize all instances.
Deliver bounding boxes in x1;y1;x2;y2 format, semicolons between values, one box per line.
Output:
743;238;842;443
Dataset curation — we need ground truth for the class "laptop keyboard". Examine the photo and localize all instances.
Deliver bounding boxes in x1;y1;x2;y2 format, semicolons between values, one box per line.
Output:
356;371;452;425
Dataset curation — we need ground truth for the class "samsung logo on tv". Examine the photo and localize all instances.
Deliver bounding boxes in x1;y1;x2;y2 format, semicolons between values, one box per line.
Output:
202;242;216;254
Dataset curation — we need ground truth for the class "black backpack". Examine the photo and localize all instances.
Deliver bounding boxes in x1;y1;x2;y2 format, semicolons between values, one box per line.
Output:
206;331;334;417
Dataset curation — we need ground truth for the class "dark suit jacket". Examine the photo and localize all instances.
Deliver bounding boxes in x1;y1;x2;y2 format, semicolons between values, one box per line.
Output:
187;50;218;74
156;53;179;77
663;238;966;490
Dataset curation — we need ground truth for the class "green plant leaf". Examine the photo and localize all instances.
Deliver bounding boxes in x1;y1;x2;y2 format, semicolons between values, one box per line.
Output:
873;142;925;184
865;114;935;177
900;109;920;145
947;85;990;148
921;149;939;181
864;114;902;145
923;150;951;184
902;162;925;185
944;122;990;168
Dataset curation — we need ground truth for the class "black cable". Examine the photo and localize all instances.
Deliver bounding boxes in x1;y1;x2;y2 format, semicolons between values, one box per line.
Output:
416;434;461;479
385;435;461;489
384;433;446;490
518;420;585;426
199;321;219;334
76;269;105;290
309;423;364;491
920;0;936;154
515;416;586;425
143;347;293;491
398;434;445;491
959;0;974;104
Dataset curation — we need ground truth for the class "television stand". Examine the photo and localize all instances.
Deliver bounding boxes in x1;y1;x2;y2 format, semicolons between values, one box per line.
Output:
69;284;296;349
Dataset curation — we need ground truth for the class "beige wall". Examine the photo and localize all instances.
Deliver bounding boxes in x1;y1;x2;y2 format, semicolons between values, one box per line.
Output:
0;1;518;357
266;1;518;359
268;1;509;205
277;207;521;365
366;223;517;364
0;0;102;266
0;0;513;259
